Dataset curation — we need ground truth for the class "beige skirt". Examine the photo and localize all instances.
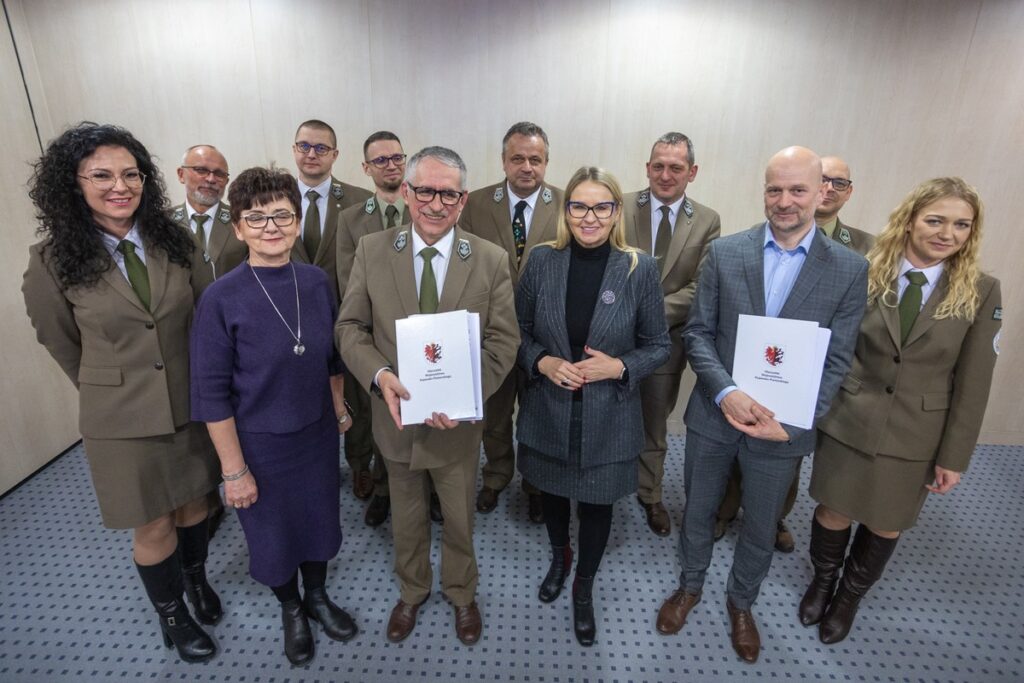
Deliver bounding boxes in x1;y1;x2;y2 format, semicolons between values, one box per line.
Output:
809;432;934;532
82;422;220;529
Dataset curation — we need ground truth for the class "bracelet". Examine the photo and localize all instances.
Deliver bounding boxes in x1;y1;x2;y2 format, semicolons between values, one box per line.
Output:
618;363;627;380
222;464;249;481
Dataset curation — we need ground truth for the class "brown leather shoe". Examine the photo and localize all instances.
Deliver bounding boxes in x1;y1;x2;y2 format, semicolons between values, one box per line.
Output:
656;588;701;634
453;602;482;645
775;519;795;553
726;599;761;663
527;493;544;523
476;486;499;514
386;595;428;643
352;467;373;500
638;497;671;536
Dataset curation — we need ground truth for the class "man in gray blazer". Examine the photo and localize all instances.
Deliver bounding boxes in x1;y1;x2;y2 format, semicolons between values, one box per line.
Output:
655;147;868;664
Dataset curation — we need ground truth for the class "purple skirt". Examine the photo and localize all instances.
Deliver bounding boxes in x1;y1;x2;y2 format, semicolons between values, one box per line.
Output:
236;411;342;586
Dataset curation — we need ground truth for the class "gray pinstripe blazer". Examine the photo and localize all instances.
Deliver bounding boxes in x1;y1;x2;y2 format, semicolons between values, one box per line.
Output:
682;223;868;457
514;244;671;467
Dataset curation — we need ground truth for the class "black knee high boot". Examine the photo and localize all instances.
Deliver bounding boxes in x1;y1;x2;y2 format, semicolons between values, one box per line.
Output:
572;574;596;647
539;545;573;603
819;525;899;644
798;517;851;625
177;520;223;625
136;553;216;663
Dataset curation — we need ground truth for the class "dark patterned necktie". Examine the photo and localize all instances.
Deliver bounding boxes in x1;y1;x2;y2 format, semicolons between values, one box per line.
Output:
654;205;672;274
512;200;528;264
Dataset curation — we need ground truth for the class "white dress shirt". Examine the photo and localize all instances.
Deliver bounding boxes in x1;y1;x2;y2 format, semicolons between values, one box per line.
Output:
897;258;945;309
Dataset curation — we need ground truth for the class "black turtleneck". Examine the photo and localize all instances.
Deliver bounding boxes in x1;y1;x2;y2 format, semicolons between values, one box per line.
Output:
565;238;611;363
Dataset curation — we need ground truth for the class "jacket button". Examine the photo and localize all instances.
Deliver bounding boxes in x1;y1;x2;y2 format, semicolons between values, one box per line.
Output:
893;355;900;363
885;386;894;394
154;362;164;370
145;322;155;329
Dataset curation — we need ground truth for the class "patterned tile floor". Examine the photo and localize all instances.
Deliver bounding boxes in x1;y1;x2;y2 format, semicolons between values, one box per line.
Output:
0;438;1021;682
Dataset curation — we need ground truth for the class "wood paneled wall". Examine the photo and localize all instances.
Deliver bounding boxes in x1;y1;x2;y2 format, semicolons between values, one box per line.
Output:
2;0;1020;492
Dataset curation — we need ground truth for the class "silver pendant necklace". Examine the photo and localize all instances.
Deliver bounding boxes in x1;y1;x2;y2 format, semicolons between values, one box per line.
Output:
250;262;304;355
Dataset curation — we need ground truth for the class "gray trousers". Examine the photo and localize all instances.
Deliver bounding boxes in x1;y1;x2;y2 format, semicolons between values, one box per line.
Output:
679;429;803;610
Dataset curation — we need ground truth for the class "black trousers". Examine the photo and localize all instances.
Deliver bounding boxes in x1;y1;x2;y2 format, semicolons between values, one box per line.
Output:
542;493;613;577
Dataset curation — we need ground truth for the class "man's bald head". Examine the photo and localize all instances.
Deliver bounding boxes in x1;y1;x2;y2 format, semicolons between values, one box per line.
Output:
763;146;826;246
816;155;853;222
177;145;230;212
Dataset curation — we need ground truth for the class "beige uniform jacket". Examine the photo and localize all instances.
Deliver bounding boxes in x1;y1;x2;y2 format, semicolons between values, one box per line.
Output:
830;217;875;256
172;201;247;295
458;181;563;287
335;195;411;300
818;272;1001;472
623;190;721;374
336;226;520;470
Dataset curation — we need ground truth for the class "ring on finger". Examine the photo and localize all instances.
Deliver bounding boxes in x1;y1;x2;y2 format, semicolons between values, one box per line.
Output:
560;379;570;387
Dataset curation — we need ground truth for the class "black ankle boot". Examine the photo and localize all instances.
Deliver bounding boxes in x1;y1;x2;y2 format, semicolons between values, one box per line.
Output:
281;598;314;665
136;555;216;663
303;586;358;641
798;517;851;626
539;545;573;603
177;520;223;625
572;574;596;647
819;525;899;644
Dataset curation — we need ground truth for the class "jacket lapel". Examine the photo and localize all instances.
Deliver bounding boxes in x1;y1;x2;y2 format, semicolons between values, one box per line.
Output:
100;264;149;313
903;270;948;347
489;188;517;262
661;202;699;283
743;225;767;316
634;199;652;254
522;188;556;266
145;246;169;313
206;215;231;263
389;231;420;318
585;249;629;349
438;228;471;312
548;247;572;360
879;277;902;348
778;230;829;319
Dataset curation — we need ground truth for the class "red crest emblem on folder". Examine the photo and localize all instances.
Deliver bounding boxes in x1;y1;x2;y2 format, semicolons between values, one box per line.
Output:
764;345;784;366
424;342;443;364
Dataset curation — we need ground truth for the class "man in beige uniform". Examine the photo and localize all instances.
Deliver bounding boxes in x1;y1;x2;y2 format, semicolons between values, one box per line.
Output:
291;119;373;304
625;132;721;537
337;146;519;646
459;121;562;522
715;155;874;552
336;131;411;526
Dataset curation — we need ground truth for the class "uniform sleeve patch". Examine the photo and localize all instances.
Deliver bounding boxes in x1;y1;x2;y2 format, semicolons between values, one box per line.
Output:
993;306;1002;320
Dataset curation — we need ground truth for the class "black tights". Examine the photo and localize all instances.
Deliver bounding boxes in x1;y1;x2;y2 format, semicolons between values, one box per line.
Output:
542;492;613;578
270;560;328;604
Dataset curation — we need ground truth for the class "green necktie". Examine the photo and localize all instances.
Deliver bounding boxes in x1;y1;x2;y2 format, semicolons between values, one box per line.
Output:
899;271;928;344
419;246;439;314
303;189;321;258
193;214;209;250
117;240;151;310
385;204;399;230
654;205;672;274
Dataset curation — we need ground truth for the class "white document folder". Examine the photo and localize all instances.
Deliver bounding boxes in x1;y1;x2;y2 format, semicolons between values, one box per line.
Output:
732;314;832;429
395;309;483;426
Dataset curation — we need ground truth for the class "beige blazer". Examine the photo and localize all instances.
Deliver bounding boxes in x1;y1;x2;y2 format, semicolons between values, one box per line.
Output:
335;195;411;300
291;177;374;302
336;226;520;470
171;201;247;295
623;190;721;374
830;217;875;256
458;181;563;287
818;272;1001;472
22;241;199;440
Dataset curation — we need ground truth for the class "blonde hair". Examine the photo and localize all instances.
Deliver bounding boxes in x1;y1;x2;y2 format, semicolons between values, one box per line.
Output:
867;177;984;320
547;166;641;273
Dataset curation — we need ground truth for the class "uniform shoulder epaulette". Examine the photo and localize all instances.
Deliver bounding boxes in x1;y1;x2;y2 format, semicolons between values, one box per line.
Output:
457;238;472;260
393;230;408;252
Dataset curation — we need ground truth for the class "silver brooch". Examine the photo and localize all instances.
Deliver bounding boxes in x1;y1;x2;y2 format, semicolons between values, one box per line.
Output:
365;196;376;214
394;231;408;252
541;187;553;204
601;290;615;304
637;191;650;207
457;239;472;260
493;186;504;203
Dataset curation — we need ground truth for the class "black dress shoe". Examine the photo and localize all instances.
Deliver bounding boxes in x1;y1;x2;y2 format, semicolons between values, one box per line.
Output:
538;545;573;603
365;495;390;527
136;554;216;664
572;575;596;646
303;587;358;642
429;493;444;523
280;599;314;665
528;493;544;523
476;486;499;513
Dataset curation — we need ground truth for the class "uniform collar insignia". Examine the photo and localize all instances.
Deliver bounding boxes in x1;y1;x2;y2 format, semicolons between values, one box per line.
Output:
331;182;344;199
365;196;376;214
394;230;408;252
541;187;553;204
217;208;231;223
457;238;472;260
493;186;504;203
838;227;851;244
682;198;694;218
172;207;185;221
637;190;650;207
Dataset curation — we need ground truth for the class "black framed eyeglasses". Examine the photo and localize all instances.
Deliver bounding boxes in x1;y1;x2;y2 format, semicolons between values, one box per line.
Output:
181;165;229;181
367;153;407;168
822;175;852;191
242;211;296;229
408;184;464;206
78;170;146;190
566;201;617;220
294;141;335;156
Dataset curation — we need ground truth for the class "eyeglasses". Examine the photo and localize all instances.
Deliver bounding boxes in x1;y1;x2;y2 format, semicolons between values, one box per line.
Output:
294;141;335;156
242;211;297;229
566;201;617;220
367;153;407;168
182;165;229;181
822;175;852;191
78;170;146;190
408;184;464;206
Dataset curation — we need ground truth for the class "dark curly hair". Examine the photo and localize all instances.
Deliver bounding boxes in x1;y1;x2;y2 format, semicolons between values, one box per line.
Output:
28;122;194;288
227;166;302;224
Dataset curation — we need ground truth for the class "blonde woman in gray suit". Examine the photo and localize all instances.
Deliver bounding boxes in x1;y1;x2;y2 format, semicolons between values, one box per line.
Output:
803;177;1001;644
515;167;671;646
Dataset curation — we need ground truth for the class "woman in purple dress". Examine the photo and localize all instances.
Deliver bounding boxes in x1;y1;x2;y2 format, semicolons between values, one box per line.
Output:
190;167;356;665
